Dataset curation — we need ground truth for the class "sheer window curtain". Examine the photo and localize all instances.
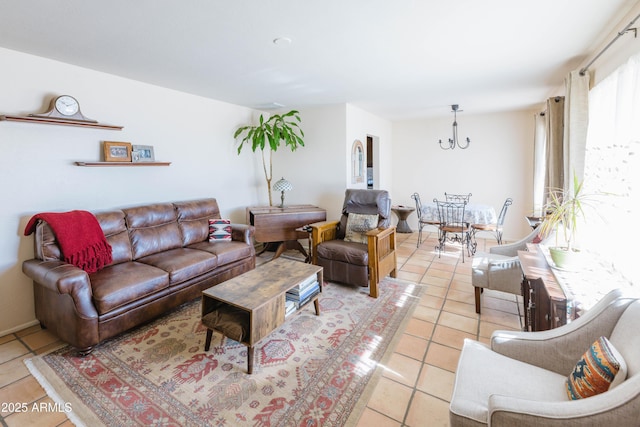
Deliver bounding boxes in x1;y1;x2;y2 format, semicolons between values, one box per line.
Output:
563;70;590;190
583;52;640;284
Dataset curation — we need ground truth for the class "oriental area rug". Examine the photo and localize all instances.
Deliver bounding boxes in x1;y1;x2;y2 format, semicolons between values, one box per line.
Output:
26;278;424;427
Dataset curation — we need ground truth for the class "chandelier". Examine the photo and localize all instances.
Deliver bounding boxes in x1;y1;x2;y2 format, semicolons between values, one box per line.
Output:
438;104;470;150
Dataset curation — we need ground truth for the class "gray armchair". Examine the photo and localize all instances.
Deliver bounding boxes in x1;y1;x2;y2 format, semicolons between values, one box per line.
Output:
471;228;541;314
450;288;640;426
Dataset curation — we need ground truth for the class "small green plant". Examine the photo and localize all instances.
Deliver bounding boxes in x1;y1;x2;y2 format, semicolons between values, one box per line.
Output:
234;110;304;206
539;172;599;253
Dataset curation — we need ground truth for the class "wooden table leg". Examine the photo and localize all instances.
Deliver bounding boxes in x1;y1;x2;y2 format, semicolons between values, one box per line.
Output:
313;298;320;315
247;346;255;374
274;240;309;260
204;329;213;351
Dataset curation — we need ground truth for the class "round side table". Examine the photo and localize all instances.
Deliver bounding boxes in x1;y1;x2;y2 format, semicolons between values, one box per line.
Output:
391;205;415;233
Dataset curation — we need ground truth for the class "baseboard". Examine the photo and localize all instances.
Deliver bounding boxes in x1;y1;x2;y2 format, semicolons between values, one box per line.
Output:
0;319;40;338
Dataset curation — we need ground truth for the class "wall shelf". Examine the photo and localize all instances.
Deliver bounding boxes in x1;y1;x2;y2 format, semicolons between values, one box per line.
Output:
75;161;171;167
0;115;123;130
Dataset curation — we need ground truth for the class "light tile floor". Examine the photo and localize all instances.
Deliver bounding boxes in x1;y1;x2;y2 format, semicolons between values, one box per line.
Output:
353;231;523;427
0;230;523;427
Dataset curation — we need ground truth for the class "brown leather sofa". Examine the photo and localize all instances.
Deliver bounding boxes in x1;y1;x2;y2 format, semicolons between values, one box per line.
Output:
22;198;255;354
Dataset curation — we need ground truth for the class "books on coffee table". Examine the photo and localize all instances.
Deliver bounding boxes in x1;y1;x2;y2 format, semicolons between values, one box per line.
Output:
286;273;320;312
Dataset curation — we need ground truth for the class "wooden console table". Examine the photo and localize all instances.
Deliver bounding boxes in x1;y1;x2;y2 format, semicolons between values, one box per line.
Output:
247;205;326;260
518;244;631;331
518;246;569;331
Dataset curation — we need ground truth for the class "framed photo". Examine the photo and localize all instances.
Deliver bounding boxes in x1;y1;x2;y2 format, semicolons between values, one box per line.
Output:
103;141;132;162
132;145;155;163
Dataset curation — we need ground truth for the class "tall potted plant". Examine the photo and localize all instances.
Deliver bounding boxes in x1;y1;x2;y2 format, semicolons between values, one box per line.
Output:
234;110;305;206
538;172;599;269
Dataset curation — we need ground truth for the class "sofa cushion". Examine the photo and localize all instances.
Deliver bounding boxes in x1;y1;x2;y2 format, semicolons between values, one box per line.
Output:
174;198;221;246
188;241;254;266
137;248;218;284
566;336;626;400
95;210;132;265
90;262;169;315
124;203;183;259
317;240;368;266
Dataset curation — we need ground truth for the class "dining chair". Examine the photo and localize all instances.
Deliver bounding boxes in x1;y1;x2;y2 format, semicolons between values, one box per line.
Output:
472;197;513;245
444;192;472;203
434;199;475;262
471;227;539;314
411;192;440;247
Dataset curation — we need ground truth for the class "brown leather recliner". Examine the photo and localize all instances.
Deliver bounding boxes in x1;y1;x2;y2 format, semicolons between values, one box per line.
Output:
311;189;397;298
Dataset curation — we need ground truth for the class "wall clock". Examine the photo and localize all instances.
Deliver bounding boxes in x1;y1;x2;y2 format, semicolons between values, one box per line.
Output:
29;95;98;123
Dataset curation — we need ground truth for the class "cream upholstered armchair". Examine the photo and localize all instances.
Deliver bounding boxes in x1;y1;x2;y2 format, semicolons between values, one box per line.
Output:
471;228;542;314
450;289;640;426
311;189;397;298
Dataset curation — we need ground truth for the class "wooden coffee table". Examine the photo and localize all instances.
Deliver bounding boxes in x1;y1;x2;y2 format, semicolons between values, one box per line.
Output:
201;257;323;374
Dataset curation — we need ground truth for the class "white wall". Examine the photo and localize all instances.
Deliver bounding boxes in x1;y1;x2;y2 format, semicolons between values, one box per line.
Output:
274;104;394;221
585;3;640;87
346;104;394;193
392;110;535;240
0;47;262;335
276;105;347;220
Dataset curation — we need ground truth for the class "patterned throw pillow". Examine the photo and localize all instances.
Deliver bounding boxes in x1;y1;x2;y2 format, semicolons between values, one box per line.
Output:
566;336;627;400
208;219;232;242
344;213;379;244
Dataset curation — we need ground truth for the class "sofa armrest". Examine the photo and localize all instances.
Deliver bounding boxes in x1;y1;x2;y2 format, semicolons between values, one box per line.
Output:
22;259;98;320
489;378;640;426
310;220;340;241
366;226;398;298
491;289;633;374
489;228;539;256
310;221;340;264
231;223;255;245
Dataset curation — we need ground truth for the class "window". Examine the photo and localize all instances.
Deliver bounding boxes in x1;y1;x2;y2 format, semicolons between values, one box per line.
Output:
583;52;640;284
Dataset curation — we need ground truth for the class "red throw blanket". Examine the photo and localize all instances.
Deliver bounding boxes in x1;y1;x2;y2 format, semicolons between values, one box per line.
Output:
24;210;113;274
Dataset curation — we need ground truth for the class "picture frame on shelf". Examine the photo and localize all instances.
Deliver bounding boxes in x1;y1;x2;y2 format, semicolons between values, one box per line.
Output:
103;141;132;162
132;145;155;163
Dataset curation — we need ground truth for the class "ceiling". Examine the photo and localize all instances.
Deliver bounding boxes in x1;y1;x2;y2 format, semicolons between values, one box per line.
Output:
0;0;638;120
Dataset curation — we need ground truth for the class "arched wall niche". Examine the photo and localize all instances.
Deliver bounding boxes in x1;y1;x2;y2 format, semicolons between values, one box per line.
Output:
351;139;365;184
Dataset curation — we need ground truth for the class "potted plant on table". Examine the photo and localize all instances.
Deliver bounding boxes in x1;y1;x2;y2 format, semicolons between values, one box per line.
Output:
234;110;305;206
538;172;600;269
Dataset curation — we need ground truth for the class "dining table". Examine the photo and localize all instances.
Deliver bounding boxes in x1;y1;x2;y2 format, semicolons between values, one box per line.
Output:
421;202;498;225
